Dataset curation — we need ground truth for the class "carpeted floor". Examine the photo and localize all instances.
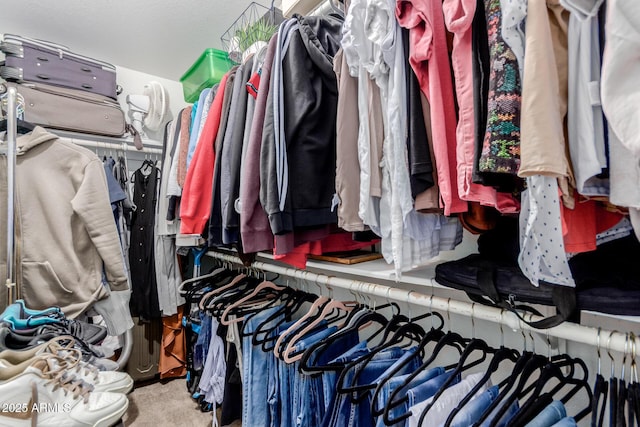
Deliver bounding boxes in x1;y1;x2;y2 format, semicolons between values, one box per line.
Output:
122;378;241;426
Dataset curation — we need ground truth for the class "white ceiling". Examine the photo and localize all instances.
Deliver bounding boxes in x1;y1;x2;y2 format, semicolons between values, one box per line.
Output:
0;0;278;81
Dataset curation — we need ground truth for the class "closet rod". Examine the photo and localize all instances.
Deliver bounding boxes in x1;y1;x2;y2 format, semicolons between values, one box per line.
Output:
206;250;639;355
5;86;17;303
66;138;163;155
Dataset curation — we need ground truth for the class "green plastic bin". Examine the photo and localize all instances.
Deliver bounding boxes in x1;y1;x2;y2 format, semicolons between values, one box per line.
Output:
180;48;233;103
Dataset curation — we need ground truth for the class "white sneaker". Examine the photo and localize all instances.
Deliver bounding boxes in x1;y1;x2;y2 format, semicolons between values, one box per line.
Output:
0;336;134;394
0;353;128;427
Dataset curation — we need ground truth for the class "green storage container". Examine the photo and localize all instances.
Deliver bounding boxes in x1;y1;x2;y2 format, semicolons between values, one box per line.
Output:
180;48;233;103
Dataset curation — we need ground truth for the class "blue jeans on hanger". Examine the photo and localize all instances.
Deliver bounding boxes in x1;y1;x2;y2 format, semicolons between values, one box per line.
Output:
311;330;361;414
479;399;520;427
275;320;297;427
373;366;447;427
289;325;341;427
242;306;285;427
524;400;567;427
439;385;500;427
344;347;408;427
322;347;404;427
406;370;462;409
550;417;577;427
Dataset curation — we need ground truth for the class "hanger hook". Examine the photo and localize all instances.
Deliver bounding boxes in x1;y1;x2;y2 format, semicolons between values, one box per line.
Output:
527;313;536;354
446;298;451;330
371;284;377;311
386;287;392;309
499;309;505;348
470;303;476;338
607;330;619;380
622;332;630;381
597;327;602;376
631;332;638;384
348;282;359;304
326;279;334;300
519;316;528;353
429;294;435;330
406;290;414;321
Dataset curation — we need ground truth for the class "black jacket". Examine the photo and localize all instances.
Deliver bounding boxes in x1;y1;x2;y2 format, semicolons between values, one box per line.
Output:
260;14;344;235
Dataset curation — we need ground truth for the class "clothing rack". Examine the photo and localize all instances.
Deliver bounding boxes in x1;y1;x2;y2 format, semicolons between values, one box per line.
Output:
4;86;18;305
49;129;163;155
206;249;639;355
68;138;163;156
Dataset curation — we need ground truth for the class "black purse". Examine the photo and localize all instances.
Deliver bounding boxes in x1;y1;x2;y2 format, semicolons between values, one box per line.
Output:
435;218;640;328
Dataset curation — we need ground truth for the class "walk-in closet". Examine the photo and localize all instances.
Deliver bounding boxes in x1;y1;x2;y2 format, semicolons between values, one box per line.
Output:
1;0;639;426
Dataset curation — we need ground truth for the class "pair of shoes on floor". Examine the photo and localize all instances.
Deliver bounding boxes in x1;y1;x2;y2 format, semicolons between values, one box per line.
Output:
0;300;108;345
0;327;119;371
0;352;130;427
0;335;133;394
0;338;134;427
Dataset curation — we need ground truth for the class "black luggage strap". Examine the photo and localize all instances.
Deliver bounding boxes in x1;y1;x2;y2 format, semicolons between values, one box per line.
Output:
475;266;577;329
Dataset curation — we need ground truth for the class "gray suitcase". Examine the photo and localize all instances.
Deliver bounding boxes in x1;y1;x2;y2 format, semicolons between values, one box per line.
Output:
4;81;126;137
0;34;119;100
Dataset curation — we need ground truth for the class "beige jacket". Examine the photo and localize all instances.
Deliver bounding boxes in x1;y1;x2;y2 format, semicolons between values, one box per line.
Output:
0;127;128;317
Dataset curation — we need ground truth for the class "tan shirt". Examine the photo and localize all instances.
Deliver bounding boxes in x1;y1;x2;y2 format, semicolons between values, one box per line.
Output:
334;49;365;231
519;0;575;206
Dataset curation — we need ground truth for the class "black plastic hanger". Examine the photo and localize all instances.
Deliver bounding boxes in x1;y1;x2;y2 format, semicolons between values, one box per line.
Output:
300;303;400;375
469;350;538;427
336;312;439;401
370;325;449;418
486;354;583;427
382;330;471;426
443;345;520;427
248;288;316;343
416;335;498;426
0;118;35;135
519;356;592;425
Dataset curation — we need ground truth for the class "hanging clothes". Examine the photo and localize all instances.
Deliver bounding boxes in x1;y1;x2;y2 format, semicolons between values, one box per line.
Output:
600;0;640;241
208;66;239;246
240;36;277;254
396;0;467;216
477;0;523;184
260;15;343;236
155;119;185;316
562;0;609;197
0;127;129;317
129;160;161;320
179;71;229;235
518;0;574;207
175;105;193;190
334;46;366;232
220;56;254;245
442;0;520;212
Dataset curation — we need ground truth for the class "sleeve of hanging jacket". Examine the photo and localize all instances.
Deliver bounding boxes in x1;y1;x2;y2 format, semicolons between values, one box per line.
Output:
179;72;230;235
241;35;278;253
260;20;296;236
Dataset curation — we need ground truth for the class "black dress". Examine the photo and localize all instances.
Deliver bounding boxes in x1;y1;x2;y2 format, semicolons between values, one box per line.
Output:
129;161;161;320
